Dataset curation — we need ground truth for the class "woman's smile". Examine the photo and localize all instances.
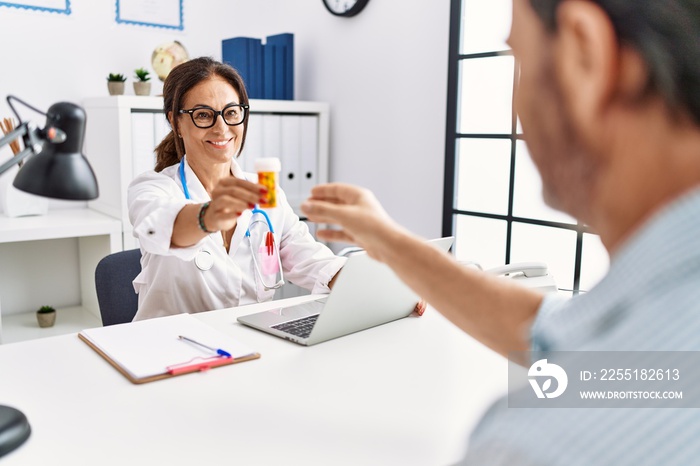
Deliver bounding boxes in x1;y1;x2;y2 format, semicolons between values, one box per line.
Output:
207;138;233;148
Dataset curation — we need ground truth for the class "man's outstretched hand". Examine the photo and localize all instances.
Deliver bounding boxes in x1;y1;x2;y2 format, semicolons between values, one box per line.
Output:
301;183;405;262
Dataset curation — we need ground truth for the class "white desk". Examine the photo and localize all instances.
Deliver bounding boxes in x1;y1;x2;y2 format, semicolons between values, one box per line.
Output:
0;209;122;343
0;296;507;465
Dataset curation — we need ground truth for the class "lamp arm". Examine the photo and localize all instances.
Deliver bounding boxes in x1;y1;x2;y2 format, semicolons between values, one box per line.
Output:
0;122;42;175
0;122;27;148
0;146;35;175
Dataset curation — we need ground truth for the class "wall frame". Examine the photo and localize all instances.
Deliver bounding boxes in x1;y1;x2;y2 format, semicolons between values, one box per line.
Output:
0;0;70;14
115;0;183;31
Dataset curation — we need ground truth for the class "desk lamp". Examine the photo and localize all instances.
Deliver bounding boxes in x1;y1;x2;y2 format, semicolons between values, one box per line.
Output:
0;95;99;458
0;95;98;199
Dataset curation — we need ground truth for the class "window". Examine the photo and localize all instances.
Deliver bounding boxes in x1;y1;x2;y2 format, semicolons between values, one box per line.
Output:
443;0;609;294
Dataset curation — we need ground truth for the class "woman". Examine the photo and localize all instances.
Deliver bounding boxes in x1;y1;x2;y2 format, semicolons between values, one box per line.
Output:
127;57;345;320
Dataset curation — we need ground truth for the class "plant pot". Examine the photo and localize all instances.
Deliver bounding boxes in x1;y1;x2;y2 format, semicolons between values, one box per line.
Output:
108;82;125;96
133;81;151;96
37;310;56;328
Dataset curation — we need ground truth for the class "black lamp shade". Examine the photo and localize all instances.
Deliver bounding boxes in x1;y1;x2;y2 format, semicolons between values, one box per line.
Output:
13;102;99;200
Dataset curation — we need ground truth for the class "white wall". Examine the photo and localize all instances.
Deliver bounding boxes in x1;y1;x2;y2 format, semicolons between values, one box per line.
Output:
0;0;232;209
0;0;242;109
0;0;450;312
0;0;450;238
225;0;450;239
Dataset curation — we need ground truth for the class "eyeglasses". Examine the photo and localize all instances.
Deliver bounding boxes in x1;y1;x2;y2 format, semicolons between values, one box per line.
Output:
178;103;249;128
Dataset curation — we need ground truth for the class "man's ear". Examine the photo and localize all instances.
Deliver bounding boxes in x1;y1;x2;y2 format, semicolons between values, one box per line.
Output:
553;1;620;129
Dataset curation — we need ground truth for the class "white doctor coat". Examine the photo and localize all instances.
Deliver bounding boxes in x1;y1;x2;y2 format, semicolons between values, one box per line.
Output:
127;157;345;321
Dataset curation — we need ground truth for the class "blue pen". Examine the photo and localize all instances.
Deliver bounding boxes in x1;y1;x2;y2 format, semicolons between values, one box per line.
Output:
178;335;232;358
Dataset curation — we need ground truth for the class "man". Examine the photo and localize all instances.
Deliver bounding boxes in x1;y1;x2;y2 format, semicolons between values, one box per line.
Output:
302;0;700;464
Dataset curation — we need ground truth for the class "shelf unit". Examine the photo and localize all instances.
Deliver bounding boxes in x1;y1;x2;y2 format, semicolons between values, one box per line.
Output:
0;209;122;344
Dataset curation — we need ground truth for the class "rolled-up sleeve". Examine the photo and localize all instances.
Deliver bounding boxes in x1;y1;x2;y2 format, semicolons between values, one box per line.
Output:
530;293;570;353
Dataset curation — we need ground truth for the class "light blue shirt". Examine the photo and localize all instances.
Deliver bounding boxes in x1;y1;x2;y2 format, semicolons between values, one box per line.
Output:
462;187;700;465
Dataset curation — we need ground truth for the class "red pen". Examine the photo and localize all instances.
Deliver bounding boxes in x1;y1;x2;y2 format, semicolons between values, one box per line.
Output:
166;355;233;376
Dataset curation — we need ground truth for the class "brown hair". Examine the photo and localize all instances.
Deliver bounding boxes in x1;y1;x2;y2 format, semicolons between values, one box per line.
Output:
529;0;700;125
154;56;250;172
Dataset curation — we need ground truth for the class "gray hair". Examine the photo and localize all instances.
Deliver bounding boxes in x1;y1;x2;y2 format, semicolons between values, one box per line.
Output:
529;0;700;124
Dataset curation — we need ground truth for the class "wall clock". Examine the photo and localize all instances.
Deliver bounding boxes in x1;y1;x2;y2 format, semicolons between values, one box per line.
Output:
322;0;370;17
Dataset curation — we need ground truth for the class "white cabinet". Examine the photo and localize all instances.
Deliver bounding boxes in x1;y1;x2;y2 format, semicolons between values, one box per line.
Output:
83;96;330;251
0;209;122;344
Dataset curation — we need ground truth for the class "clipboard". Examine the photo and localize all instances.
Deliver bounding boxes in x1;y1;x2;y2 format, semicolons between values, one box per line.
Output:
78;314;260;384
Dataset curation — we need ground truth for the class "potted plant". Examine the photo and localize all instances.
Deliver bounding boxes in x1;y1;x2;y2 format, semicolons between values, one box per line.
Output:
133;68;151;96
36;305;57;328
107;73;126;96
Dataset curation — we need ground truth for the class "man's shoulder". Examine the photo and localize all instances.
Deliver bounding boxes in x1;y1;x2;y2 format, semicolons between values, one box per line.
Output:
464;396;700;465
532;263;700;352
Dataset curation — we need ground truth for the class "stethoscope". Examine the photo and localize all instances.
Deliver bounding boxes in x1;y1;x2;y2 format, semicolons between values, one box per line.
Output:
179;157;285;289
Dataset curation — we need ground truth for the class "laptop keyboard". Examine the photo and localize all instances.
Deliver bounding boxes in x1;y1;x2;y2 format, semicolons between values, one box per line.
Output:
271;314;320;339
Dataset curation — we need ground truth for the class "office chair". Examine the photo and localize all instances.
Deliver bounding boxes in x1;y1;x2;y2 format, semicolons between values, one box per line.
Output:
94;248;142;326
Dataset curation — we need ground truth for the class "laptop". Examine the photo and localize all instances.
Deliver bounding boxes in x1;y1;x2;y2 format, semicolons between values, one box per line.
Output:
237;237;454;345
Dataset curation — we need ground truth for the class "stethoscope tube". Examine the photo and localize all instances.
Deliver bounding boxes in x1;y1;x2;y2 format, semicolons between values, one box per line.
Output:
179;157;284;289
179;157;276;234
179;157;192;200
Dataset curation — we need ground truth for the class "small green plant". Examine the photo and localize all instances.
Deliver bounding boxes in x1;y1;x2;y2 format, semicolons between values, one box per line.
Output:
134;68;151;82
37;305;56;314
107;73;127;82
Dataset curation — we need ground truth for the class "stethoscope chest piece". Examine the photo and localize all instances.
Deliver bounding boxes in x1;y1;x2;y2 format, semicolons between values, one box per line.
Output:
195;249;214;271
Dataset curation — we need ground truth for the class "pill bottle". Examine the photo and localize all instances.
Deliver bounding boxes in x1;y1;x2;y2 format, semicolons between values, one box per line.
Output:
254;157;281;208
